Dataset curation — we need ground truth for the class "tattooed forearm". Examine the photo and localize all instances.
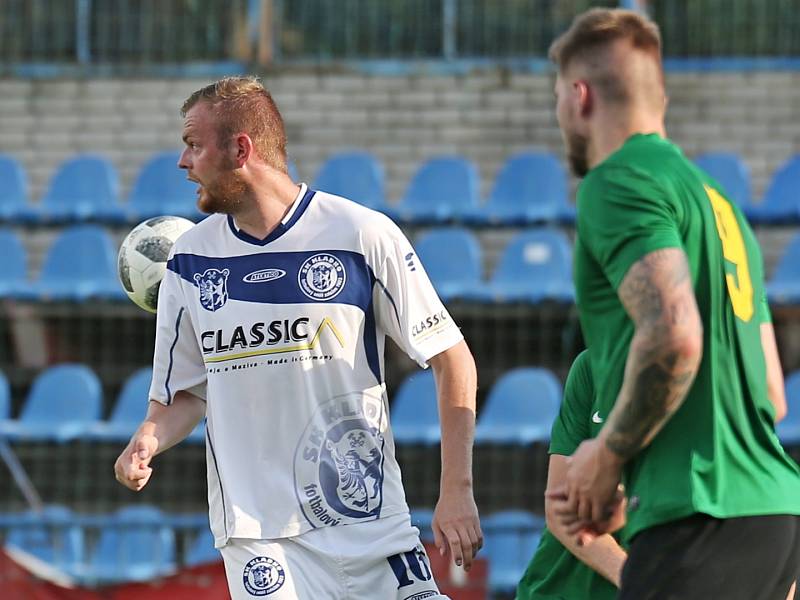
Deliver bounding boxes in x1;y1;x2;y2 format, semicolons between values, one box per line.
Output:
604;248;703;461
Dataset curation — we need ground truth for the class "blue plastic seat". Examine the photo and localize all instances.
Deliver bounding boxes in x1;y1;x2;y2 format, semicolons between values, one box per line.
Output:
0;155;37;222
482;510;545;594
475;367;562;445
0;364;102;442
185;527;221;566
777;371;800;446
0;229;31;298
30;225;124;301
86;505;176;584
409;507;435;543
468;152;569;225
465;229;574;303
39;154;126;223
0;370;9;421
4;505;85;577
391;370;440;445
87;368;151;442
767;234;800;304
694;152;754;216
415;228;482;301
128;151;200;221
393;156;479;223
313;151;387;211
753;154;800;224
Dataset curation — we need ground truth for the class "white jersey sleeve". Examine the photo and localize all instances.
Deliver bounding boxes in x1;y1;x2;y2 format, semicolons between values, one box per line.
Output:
149;263;208;405
369;218;463;368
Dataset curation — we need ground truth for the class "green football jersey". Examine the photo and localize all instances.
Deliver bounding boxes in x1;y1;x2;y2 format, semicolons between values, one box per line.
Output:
574;133;800;543
517;351;620;600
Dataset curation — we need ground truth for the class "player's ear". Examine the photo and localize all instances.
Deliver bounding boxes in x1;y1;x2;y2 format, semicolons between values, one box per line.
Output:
574;80;593;118
233;133;253;166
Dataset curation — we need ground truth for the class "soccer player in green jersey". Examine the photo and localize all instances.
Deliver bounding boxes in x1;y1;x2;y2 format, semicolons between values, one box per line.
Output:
517;351;626;600
546;8;800;599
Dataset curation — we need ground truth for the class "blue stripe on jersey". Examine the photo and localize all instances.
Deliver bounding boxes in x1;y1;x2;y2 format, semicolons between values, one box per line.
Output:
167;249;374;312
165;307;185;404
362;293;381;383
226;188;315;246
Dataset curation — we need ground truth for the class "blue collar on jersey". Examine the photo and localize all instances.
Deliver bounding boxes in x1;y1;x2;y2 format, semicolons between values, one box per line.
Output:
227;187;316;246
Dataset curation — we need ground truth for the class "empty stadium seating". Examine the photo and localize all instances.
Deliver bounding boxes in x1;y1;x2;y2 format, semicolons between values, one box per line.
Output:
0;229;29;298
768;233;800;304
482;510;545;594
0;364;102;442
393;156;480;223
466;151;570;225
474;367;562;445
753;154;800;223
39;155;126;224
464;228;574;303
414;227;483;301
0;155;37;222
312;151;387;211
391;370;441;445
127;151;200;221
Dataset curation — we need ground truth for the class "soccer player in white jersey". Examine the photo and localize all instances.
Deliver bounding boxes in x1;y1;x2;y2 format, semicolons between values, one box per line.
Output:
114;76;482;599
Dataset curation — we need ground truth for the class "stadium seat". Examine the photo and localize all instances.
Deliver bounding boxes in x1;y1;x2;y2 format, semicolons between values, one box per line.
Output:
0;154;37;222
312;151;387;211
86;505;176;584
767;234;800;304
694;152;755;217
464;229;574;303
753;154;800;223
29;224;125;301
39;154;126;223
184;527;221;566
87;368;151;442
0;370;9;422
475;367;562;445
777;371;800;446
409;507;435;543
0;364;103;442
393;156;479;223
0;229;31;298
128;151;201;221
4;505;85;578
391;370;440;445
414;228;482;301
482;510;545;594
467;151;570;225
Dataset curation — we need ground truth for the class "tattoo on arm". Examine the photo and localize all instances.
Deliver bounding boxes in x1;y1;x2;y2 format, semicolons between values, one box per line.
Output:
605;248;703;461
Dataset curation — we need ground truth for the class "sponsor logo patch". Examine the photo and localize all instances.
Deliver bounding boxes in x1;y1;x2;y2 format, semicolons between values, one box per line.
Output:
243;268;286;284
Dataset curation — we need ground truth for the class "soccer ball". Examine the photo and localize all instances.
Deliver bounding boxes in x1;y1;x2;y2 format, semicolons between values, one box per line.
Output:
118;216;195;313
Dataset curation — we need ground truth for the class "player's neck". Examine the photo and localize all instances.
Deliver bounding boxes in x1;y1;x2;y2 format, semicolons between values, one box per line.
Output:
588;111;666;170
230;172;301;240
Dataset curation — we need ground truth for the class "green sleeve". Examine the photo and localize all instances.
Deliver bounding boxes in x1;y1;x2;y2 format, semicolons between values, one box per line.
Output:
760;293;772;324
549;351;594;456
577;166;683;290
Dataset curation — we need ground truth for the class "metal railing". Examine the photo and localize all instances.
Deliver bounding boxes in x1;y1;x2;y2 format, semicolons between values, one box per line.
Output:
0;1;799;76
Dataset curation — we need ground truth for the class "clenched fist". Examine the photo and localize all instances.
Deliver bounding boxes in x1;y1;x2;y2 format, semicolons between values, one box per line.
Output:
114;433;159;491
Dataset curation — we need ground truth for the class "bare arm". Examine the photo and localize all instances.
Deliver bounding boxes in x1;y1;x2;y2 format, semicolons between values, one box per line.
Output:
545;455;627;587
761;322;787;423
600;248;704;461
429;339;483;570
114;390;206;491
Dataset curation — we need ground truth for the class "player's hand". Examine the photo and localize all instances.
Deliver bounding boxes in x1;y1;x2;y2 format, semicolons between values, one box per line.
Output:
114;433;158;491
432;485;483;572
548;484;626;546
556;438;624;536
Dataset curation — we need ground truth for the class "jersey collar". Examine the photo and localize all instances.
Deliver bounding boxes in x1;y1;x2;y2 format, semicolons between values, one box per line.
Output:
227;184;316;246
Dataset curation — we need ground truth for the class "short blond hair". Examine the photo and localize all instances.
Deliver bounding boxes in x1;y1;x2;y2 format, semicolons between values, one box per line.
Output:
549;9;663;106
182;76;287;172
550;8;662;71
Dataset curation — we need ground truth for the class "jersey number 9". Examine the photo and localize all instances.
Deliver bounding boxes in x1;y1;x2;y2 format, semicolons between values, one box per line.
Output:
705;184;754;322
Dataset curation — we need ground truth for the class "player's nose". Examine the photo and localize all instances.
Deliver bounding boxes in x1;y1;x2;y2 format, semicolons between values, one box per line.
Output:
178;148;191;170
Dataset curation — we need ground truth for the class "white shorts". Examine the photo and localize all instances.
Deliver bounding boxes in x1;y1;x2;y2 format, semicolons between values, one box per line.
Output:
220;512;447;600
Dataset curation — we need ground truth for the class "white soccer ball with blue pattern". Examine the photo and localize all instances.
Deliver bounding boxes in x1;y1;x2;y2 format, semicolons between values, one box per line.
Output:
117;216;195;313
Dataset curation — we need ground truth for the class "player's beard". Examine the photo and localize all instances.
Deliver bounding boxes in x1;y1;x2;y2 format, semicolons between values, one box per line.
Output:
197;165;248;215
566;130;590;178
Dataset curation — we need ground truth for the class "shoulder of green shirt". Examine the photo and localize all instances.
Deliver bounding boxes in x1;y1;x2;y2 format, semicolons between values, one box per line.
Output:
549;350;594;456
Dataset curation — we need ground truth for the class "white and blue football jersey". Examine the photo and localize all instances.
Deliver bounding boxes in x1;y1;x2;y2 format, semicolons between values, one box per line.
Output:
149;184;463;547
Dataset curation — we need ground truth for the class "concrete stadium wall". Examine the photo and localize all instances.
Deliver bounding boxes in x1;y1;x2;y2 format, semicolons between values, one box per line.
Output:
1;70;799;208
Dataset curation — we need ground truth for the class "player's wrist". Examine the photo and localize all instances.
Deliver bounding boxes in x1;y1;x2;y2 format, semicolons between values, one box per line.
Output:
597;432;626;470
